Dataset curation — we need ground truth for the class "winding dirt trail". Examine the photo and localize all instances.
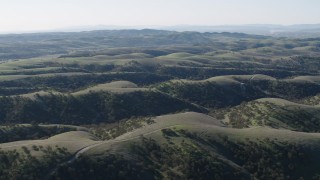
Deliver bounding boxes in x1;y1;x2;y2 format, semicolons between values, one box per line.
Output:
69;124;182;162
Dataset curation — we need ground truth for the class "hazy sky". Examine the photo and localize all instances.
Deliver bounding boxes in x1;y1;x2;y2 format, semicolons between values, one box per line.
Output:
0;0;320;32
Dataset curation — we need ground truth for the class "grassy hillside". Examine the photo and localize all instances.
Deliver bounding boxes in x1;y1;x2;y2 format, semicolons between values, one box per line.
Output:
156;75;320;108
53;112;320;179
217;98;320;132
1;29;320;179
0;91;202;125
0;124;78;143
73;81;148;95
0;112;319;179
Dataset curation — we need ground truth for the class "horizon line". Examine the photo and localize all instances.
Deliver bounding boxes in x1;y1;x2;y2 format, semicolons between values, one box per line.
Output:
1;23;320;35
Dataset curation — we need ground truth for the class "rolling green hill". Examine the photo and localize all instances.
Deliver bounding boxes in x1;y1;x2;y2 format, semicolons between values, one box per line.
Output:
156;75;320;108
1;29;320;179
1;112;319;179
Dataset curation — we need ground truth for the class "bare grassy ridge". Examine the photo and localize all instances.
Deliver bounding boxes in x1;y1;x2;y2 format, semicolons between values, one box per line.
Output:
72;81;148;95
0;131;99;155
0;124;79;143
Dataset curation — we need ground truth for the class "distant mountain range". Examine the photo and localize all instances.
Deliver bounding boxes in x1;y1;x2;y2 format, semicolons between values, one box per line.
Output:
1;24;320;38
164;24;320;37
53;24;320;38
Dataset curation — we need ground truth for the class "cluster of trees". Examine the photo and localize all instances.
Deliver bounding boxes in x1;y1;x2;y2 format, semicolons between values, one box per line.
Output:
299;94;320;105
0;145;71;179
156;79;320;109
226;101;274;128
271;107;320;132
213;136;315;179
53;135;244;180
156;65;313;80
177;130;318;179
0;72;172;96
0;125;76;143
265;81;320;99
60;60;159;74
0;91;200;125
289;56;320;73
7;127;316;179
51;154;154;180
157;81;265;108
88;117;154;140
129;136;244;179
158;66;248;80
226;101;320;132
